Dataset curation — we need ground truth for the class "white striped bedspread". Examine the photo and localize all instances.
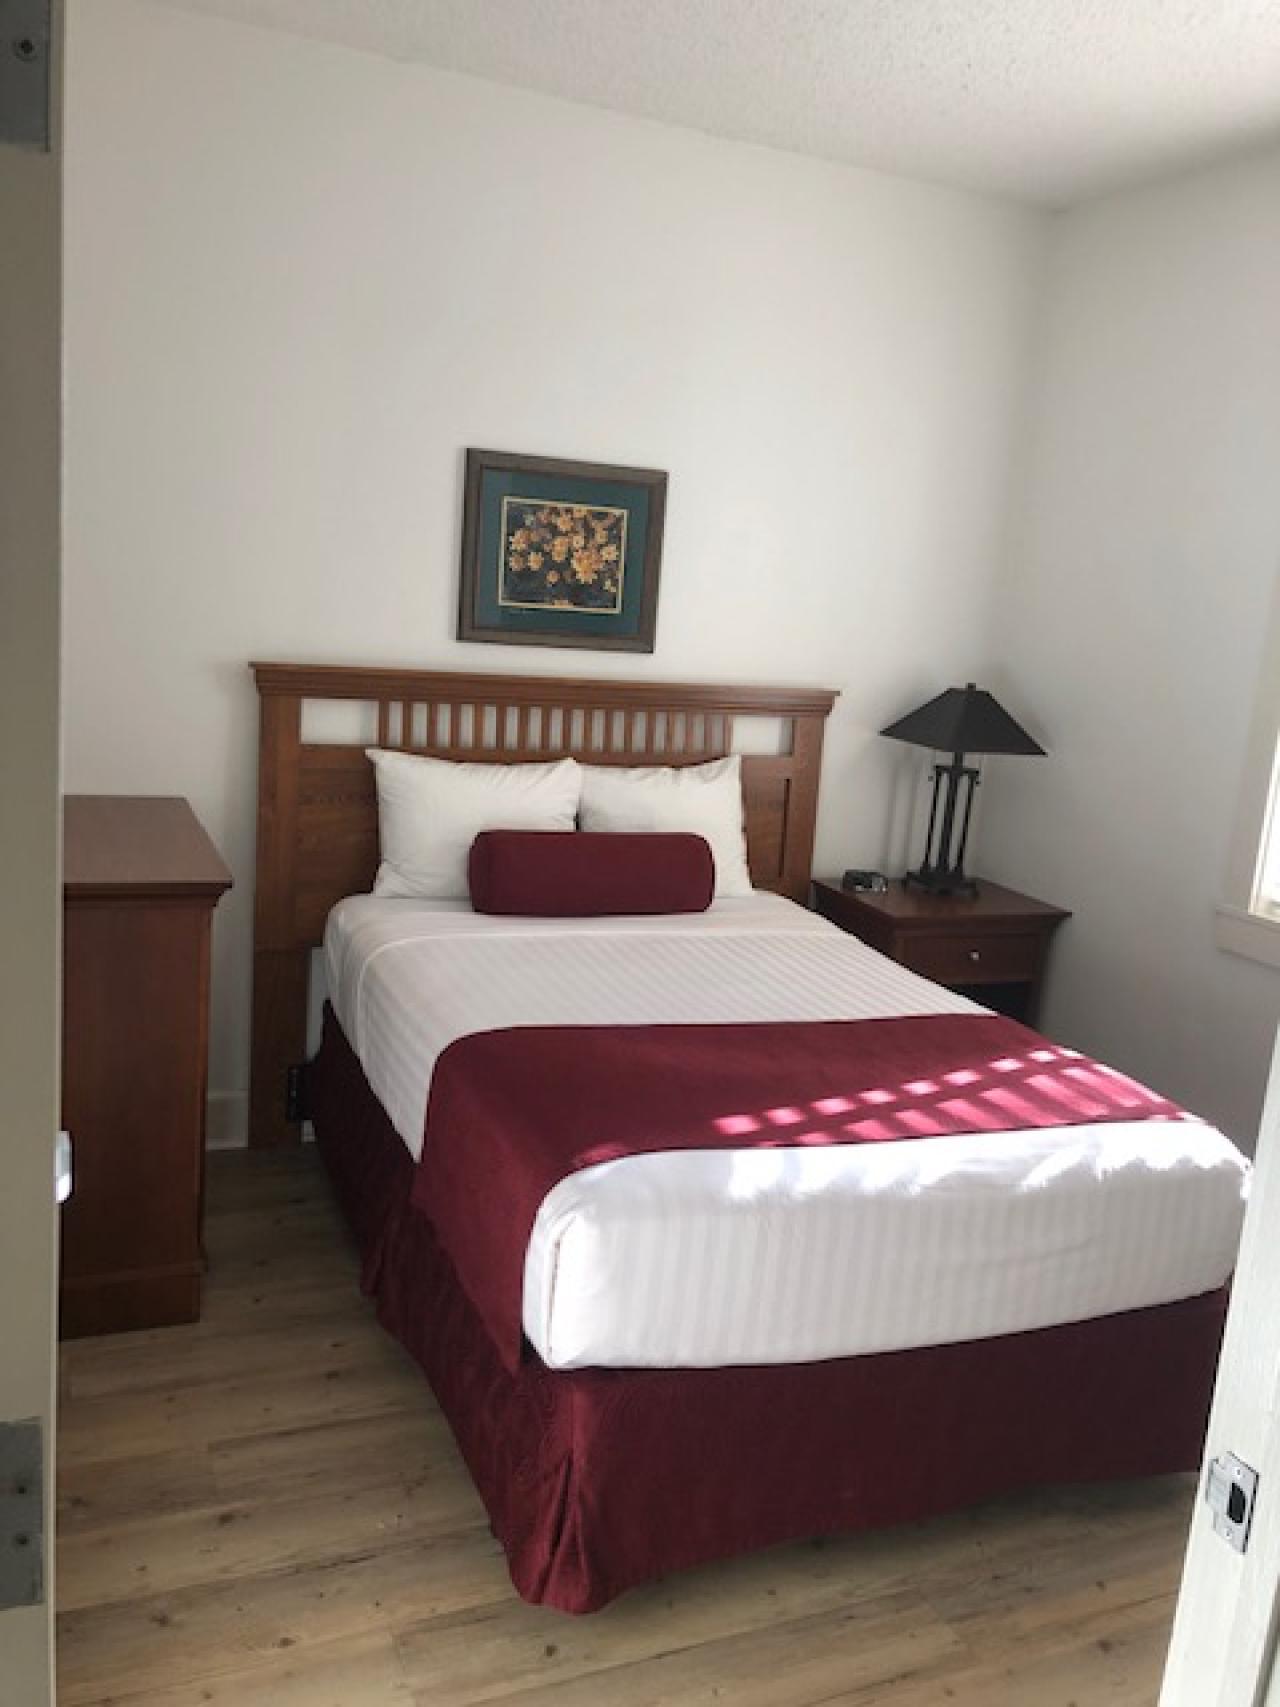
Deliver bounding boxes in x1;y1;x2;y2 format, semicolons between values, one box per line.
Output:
323;891;1249;1371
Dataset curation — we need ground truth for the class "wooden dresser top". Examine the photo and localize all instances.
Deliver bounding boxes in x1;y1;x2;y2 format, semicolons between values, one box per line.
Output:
64;796;233;899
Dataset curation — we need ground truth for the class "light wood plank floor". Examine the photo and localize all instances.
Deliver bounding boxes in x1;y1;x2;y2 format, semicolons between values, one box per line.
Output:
58;1149;1193;1706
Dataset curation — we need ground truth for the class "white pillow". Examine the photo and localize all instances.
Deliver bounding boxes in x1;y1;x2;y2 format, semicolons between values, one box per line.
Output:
366;750;582;899
579;755;753;897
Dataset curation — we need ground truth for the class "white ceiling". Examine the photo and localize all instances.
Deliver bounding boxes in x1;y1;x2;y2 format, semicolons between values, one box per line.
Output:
153;0;1280;205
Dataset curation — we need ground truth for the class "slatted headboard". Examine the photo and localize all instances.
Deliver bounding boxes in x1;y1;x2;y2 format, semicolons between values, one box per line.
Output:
249;662;838;1146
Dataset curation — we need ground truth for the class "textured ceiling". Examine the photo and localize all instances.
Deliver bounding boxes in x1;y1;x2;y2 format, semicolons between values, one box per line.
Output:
151;0;1280;205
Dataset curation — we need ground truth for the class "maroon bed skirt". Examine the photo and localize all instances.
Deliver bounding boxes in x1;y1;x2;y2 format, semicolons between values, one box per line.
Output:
310;1004;1226;1614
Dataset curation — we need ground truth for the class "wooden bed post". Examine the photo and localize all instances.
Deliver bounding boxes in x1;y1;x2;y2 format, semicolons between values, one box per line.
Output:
250;685;308;1147
778;714;825;902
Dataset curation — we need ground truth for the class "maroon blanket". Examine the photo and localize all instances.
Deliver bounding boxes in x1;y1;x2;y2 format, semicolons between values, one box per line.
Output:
312;1005;1225;1612
409;1011;1190;1372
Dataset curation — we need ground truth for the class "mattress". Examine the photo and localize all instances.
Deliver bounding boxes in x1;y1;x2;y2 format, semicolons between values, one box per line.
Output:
323;892;1249;1370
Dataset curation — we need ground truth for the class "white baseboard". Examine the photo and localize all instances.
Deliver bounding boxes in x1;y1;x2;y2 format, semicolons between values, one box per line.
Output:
205;1090;314;1149
206;1089;248;1150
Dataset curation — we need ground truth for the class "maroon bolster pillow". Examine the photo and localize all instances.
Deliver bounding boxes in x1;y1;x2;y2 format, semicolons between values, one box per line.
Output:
468;830;715;917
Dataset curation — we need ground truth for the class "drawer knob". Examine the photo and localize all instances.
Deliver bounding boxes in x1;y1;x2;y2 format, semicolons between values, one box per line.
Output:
968;949;981;963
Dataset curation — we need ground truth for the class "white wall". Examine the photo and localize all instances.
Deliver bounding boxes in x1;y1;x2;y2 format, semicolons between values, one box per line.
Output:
62;0;1045;1138
980;144;1280;1144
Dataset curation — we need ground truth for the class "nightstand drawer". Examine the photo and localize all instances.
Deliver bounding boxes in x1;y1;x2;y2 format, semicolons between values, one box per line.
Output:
899;931;1042;987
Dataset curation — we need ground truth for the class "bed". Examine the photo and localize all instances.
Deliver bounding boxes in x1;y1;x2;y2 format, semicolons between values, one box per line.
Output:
249;661;1246;1613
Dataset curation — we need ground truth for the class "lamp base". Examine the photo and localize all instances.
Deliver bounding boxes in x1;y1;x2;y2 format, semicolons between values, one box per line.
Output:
903;867;978;898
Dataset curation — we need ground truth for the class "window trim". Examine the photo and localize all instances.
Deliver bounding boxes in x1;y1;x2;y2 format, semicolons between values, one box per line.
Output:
1217;567;1280;970
1215;902;1280;971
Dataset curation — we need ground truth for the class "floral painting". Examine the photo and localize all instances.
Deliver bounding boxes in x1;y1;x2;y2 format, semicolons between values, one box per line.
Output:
499;498;627;613
458;449;668;653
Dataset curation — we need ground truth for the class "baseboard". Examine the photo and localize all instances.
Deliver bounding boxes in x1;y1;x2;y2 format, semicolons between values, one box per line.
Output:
206;1089;248;1150
205;1090;314;1149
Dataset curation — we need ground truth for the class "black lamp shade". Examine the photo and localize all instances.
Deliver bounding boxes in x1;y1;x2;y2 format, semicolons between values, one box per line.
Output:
880;683;1045;757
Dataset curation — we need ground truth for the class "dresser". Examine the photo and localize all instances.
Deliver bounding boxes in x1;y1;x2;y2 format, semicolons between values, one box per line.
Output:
61;796;232;1337
812;877;1069;1026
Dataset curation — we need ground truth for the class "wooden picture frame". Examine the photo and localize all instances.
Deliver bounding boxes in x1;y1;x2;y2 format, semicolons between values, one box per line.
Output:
457;449;668;653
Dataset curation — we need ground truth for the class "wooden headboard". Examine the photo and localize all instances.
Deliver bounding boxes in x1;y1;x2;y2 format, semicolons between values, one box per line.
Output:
249;661;838;1146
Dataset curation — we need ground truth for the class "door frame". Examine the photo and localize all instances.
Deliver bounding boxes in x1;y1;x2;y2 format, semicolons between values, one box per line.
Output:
0;3;63;1700
1160;1023;1280;1706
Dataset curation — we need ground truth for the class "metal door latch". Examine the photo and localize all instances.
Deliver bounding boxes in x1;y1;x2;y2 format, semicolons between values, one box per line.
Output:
1205;1452;1258;1554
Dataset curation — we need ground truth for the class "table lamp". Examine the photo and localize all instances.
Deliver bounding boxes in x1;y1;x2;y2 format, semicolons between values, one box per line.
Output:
880;683;1045;895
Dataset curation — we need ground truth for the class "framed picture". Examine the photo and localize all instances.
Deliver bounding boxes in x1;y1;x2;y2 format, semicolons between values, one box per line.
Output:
457;449;668;653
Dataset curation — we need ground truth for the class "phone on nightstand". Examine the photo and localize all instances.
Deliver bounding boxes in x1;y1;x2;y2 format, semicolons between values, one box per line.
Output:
842;869;889;893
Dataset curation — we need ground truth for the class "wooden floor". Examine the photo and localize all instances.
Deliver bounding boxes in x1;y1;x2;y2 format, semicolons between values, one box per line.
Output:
57;1148;1193;1706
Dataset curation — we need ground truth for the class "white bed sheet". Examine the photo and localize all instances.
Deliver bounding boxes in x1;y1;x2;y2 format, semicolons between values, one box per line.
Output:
323;892;1248;1370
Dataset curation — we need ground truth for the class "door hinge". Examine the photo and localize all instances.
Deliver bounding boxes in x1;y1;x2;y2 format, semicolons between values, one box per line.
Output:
0;0;51;151
285;1062;309;1124
0;1419;44;1611
1205;1452;1259;1555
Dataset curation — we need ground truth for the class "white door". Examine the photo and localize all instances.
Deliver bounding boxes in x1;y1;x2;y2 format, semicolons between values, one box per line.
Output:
1160;1024;1280;1707
0;4;62;1703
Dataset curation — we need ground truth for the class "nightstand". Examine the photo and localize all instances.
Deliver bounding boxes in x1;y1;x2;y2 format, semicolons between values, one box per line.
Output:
812;878;1070;1025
